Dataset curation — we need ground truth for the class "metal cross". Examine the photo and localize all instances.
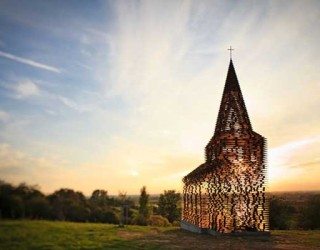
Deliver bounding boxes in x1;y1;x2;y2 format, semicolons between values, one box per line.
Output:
228;46;234;59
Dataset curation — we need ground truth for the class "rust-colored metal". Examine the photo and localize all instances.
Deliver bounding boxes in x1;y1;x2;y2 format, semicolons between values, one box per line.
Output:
182;60;269;233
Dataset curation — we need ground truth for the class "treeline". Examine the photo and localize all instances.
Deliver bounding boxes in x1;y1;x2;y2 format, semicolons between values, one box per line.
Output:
269;194;320;230
1;180;319;229
0;180;181;227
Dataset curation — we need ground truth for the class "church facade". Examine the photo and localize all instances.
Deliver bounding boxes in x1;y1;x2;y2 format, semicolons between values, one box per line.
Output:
181;59;269;234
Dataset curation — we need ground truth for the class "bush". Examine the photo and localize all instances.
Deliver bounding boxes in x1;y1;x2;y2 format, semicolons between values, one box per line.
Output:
132;214;147;226
172;220;180;227
103;210;119;224
147;215;171;227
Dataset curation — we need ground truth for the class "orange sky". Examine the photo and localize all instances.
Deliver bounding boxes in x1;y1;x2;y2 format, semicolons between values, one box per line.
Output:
0;1;319;195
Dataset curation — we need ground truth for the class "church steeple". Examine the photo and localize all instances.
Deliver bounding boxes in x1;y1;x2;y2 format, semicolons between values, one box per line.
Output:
183;54;268;234
214;59;252;135
224;60;241;92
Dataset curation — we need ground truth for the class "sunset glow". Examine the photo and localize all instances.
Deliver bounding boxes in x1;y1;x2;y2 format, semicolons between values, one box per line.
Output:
0;1;319;194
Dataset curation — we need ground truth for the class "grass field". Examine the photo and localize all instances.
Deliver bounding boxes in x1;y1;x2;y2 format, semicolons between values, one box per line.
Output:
0;220;319;249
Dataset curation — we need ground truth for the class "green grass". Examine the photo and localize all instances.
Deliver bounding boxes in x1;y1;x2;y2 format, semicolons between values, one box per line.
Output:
0;220;169;249
0;220;320;249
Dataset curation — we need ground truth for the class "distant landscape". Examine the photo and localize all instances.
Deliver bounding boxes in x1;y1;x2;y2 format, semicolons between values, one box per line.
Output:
1;180;319;231
1;180;320;249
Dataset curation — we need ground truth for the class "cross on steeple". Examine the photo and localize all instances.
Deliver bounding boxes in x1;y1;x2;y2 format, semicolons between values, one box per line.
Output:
228;46;234;59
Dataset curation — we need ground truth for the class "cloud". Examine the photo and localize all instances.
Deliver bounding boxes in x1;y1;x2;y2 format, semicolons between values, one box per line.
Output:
287;159;320;169
4;78;94;113
11;80;40;98
268;136;320;190
56;95;91;113
57;96;81;111
0;50;61;73
269;136;320;167
0;110;10;122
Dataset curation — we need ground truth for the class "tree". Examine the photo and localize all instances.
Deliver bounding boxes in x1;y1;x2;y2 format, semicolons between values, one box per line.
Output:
48;188;89;222
136;186;150;225
158;190;181;223
90;189;109;207
26;196;51;219
88;189;119;224
299;194;320;229
0;181;15;218
8;195;25;218
269;196;295;230
0;180;48;219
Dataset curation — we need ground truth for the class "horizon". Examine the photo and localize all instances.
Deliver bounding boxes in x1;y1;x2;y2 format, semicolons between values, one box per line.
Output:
0;1;319;196
2;178;320;196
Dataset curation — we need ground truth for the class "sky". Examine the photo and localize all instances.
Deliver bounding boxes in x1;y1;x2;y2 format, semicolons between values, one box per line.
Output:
0;0;319;195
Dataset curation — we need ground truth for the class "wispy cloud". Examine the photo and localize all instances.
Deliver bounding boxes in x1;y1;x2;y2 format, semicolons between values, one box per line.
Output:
287;159;320;169
3;78;93;113
269;136;320;167
0;50;61;73
56;95;90;113
268;136;320;189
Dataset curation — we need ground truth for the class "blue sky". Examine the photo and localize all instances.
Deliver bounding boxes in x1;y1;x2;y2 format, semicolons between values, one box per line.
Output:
0;0;319;194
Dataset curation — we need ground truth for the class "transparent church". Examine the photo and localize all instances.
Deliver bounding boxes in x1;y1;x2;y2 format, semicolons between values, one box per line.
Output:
181;59;269;235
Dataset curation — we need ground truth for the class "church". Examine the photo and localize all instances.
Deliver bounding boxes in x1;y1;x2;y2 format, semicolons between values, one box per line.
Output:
181;54;269;234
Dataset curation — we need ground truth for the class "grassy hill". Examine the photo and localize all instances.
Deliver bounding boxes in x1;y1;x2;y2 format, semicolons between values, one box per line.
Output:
0;220;319;249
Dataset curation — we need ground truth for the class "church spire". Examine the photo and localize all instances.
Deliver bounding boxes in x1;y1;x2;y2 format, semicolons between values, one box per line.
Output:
224;59;241;92
214;59;252;135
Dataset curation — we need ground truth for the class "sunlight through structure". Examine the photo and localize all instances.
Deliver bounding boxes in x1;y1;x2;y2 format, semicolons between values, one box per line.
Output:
181;59;269;234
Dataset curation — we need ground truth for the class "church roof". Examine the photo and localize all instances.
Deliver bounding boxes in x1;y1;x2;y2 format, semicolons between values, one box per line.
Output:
183;159;224;183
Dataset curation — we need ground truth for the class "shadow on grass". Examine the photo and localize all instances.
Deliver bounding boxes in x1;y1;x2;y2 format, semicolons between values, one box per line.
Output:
116;228;277;250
